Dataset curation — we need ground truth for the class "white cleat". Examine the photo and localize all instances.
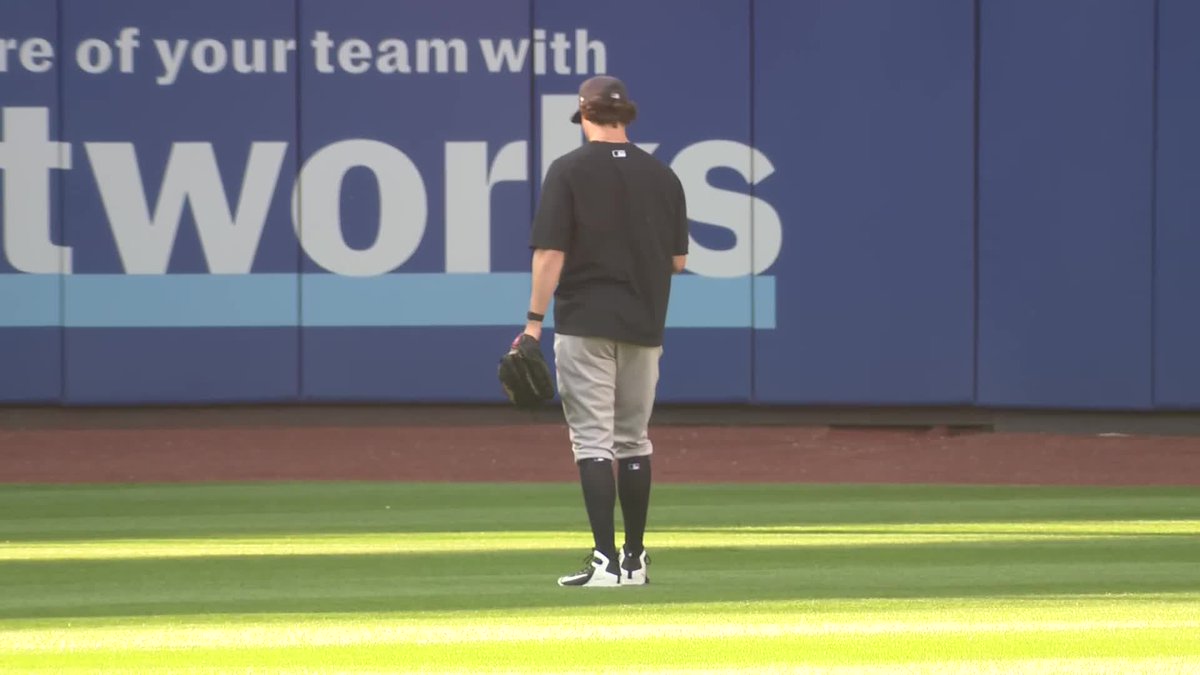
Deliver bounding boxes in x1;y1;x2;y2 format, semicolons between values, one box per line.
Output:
619;546;650;586
557;549;621;587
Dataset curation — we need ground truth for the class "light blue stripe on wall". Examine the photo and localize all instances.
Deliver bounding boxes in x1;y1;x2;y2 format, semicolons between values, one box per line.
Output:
305;273;775;328
303;273;532;327
64;274;298;327
754;276;776;329
0;274;776;329
0;274;60;327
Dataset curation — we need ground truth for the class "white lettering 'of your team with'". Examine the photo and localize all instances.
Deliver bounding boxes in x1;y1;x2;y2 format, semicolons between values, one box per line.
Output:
0;28;609;83
0;102;782;279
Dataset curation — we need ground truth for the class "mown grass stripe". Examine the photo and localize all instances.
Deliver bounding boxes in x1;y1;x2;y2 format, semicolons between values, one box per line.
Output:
2;520;1195;561
0;532;1192;562
2;659;1196;675
5;628;1199;671
6;619;1200;652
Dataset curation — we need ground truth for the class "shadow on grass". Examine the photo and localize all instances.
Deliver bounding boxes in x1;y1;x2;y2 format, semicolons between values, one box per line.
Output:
674;527;1200;538
2;483;1199;543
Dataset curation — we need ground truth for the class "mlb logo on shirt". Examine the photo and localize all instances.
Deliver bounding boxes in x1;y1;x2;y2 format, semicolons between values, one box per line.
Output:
612;149;627;158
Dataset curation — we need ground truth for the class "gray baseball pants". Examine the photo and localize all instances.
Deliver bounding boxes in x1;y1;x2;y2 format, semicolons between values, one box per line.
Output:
554;334;663;462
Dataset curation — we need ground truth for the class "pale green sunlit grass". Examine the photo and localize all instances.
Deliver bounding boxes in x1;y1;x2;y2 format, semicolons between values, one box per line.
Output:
4;602;1199;673
4;518;1197;561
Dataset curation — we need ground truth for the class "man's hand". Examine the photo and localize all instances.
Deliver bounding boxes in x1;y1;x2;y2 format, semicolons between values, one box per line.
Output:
523;321;543;341
498;333;555;409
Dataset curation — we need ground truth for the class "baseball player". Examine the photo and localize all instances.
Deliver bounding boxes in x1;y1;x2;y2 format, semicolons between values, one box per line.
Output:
520;75;689;587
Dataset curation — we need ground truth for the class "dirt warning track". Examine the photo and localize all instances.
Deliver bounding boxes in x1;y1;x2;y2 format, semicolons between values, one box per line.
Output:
2;419;1198;485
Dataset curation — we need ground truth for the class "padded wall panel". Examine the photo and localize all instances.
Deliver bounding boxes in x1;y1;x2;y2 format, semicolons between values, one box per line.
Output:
1154;0;1200;408
60;0;299;403
977;0;1154;408
753;0;975;404
0;0;63;401
297;0;533;400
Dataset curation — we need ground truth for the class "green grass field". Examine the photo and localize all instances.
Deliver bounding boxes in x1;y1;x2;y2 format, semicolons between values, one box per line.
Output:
1;482;1198;673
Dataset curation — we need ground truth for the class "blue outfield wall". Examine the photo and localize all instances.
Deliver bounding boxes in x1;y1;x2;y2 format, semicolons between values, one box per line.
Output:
58;0;301;403
1155;0;1200;408
0;0;62;402
976;0;1155;409
296;0;533;401
0;0;1193;408
753;0;975;405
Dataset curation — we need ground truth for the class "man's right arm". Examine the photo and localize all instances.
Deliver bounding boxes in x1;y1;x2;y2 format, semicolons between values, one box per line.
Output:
525;161;572;338
525;248;565;340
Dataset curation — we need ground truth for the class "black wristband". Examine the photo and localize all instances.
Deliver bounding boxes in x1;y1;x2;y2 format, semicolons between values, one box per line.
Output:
527;311;545;322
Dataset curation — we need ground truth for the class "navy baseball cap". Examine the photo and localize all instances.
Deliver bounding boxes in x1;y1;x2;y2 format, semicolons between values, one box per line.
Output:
570;75;631;124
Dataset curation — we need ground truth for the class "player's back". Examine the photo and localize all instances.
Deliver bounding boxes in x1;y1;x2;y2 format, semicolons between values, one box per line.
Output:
541;141;687;346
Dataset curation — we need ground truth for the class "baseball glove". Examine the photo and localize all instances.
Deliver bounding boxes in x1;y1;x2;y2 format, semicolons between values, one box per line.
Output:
498;334;554;409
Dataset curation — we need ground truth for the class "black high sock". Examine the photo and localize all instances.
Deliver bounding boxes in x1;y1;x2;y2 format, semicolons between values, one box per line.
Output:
576;458;618;562
618;455;652;556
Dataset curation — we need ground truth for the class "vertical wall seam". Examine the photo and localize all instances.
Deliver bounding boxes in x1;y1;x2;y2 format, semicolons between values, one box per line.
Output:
1149;0;1160;408
528;0;536;256
971;0;982;407
294;0;304;401
56;0;67;405
748;0;756;404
